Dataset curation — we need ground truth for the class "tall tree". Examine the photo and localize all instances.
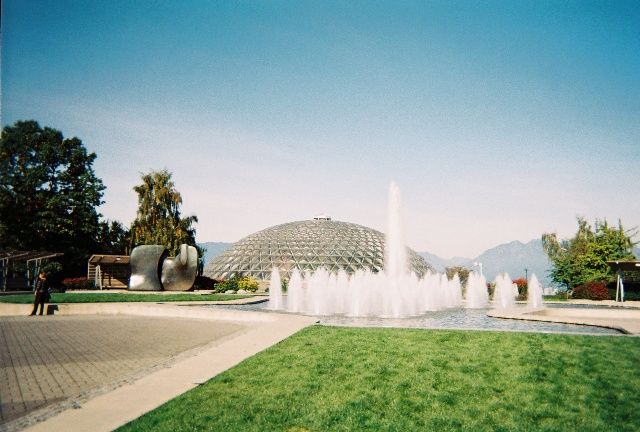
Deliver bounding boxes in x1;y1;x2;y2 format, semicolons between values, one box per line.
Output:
0;120;106;274
96;220;130;255
129;169;199;257
542;217;636;289
445;266;471;286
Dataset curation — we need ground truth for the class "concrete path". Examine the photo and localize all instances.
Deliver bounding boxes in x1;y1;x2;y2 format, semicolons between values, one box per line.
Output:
0;303;316;432
0;296;266;317
488;304;640;335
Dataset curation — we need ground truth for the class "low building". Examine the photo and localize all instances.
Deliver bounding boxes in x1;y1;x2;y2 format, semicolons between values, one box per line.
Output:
87;255;130;289
0;250;63;291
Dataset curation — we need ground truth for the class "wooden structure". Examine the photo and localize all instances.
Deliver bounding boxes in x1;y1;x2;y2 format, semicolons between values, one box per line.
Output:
0;251;64;291
87;255;130;289
607;260;640;302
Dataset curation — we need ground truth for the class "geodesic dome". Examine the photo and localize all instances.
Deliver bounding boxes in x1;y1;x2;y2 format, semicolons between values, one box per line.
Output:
204;218;433;280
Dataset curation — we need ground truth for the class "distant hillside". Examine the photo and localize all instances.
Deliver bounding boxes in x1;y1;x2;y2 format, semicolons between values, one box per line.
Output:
418;251;472;273
475;239;552;284
198;242;232;265
420;239;553;286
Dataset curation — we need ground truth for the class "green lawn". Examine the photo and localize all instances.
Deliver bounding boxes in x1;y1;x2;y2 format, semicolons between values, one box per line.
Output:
0;292;254;303
542;295;569;301
117;326;640;432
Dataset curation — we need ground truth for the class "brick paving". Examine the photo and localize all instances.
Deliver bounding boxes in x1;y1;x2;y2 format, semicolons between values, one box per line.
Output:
0;315;246;431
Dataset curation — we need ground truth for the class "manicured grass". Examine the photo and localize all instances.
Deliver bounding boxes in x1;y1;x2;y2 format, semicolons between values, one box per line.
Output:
117;326;640;432
0;292;254;303
542;295;569;301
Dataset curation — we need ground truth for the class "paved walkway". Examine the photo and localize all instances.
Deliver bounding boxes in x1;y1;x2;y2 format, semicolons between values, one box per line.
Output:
0;315;247;431
0;303;316;432
488;303;640;335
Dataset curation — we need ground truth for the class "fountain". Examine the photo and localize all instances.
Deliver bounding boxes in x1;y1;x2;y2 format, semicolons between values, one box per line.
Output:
384;182;406;282
267;182;534;317
268;183;465;317
493;272;517;309
268;267;283;310
274;267;470;317
465;271;489;309
527;274;544;309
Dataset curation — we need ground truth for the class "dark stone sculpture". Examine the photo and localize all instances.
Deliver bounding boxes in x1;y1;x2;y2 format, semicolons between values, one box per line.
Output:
129;244;197;291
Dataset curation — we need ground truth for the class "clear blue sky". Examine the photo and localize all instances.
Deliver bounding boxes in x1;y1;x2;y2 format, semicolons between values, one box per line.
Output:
2;0;639;258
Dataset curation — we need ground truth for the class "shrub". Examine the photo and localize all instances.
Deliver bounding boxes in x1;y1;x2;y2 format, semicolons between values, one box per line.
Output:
607;288;640;301
513;277;528;301
214;277;236;293
606;279;640;301
215;275;259;293
487;282;495;299
572;281;610;300
42;261;64;289
62;277;94;290
624;291;640;301
237;276;258;292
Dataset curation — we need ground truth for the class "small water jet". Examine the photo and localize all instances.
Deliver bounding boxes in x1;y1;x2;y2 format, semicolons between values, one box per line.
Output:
527;273;544;309
286;269;303;313
465;271;489;309
493;272;517;309
268;267;283;310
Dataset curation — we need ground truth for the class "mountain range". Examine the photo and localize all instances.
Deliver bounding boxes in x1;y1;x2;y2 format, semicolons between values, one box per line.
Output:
199;241;640;287
419;239;553;285
199;242;233;265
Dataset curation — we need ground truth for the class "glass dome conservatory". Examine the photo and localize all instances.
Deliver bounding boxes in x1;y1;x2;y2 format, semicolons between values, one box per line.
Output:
204;217;433;280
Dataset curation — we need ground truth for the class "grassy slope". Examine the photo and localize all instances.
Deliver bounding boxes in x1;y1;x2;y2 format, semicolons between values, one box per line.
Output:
118;326;640;432
0;293;253;303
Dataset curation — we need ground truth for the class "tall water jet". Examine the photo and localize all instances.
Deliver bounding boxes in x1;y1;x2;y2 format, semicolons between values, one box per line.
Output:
527;273;544;309
465;271;488;308
493;272;516;309
271;182;517;317
384;181;407;281
268;267;283;310
449;273;463;307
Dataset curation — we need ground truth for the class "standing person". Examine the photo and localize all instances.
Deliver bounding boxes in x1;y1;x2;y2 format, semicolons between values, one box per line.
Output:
30;271;50;316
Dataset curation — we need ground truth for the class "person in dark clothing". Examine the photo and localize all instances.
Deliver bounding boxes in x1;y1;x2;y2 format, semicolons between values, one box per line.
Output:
30;271;50;316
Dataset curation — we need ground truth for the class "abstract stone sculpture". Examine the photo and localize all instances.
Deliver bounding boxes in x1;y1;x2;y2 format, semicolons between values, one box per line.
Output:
129;244;197;291
162;244;198;291
129;245;168;291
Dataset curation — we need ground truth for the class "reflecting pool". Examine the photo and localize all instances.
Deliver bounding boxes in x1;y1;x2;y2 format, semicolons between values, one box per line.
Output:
205;301;622;335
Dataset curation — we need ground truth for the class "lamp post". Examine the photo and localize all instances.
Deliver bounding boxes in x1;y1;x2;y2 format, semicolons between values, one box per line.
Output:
525;268;528;281
473;261;483;278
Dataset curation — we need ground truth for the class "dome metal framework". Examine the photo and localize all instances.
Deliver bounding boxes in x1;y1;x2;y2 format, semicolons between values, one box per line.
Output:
204;219;433;280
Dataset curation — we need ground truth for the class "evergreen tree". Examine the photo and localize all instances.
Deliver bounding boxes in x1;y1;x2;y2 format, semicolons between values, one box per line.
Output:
542;217;636;289
0;120;106;274
129;169;200;257
96;220;130;255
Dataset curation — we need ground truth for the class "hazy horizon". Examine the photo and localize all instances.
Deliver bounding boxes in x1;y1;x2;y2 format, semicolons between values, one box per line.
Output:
199;227;546;260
